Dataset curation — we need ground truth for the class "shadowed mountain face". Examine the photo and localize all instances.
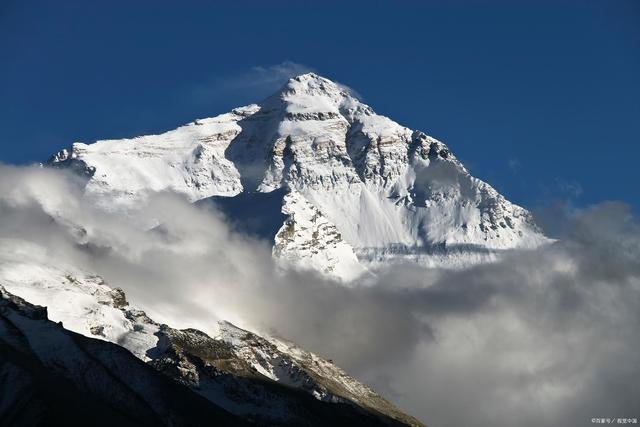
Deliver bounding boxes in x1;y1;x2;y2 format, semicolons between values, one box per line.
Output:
200;187;289;240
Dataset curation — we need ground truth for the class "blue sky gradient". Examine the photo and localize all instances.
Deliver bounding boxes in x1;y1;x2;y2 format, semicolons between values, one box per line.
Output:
1;0;638;211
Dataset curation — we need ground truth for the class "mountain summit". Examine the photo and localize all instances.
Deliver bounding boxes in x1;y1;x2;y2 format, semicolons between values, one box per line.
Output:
50;73;547;277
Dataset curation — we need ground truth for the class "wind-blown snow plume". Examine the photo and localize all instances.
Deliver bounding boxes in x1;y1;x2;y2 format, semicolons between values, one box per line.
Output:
1;164;638;427
189;61;316;106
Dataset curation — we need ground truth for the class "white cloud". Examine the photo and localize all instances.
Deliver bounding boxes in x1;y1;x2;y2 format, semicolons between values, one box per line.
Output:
1;164;639;427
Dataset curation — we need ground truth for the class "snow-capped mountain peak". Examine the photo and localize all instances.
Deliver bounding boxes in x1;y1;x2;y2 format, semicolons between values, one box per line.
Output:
49;73;548;277
262;72;368;118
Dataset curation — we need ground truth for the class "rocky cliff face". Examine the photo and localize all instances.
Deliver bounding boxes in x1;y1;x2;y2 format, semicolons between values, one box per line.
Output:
49;73;547;278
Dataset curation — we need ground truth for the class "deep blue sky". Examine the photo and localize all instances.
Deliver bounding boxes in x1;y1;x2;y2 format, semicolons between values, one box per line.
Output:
1;0;638;211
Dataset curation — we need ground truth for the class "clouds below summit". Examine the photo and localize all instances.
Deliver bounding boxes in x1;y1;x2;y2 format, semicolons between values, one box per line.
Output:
0;164;639;426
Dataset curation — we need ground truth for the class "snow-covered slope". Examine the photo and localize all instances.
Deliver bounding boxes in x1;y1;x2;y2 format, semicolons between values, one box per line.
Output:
273;190;366;280
49;73;547;275
0;240;161;360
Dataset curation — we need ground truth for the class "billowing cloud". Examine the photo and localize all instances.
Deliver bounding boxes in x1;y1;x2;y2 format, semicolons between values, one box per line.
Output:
0;164;638;427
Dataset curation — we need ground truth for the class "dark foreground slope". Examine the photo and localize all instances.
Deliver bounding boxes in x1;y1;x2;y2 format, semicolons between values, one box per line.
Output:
0;287;245;427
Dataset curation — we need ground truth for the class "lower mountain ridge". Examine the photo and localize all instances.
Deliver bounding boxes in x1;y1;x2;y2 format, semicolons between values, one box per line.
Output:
0;239;424;427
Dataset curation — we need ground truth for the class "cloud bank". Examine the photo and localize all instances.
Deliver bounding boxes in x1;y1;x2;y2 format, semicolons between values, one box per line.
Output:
0;164;638;426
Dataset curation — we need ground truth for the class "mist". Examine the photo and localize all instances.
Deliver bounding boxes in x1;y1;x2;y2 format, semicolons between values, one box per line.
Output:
0;164;638;426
